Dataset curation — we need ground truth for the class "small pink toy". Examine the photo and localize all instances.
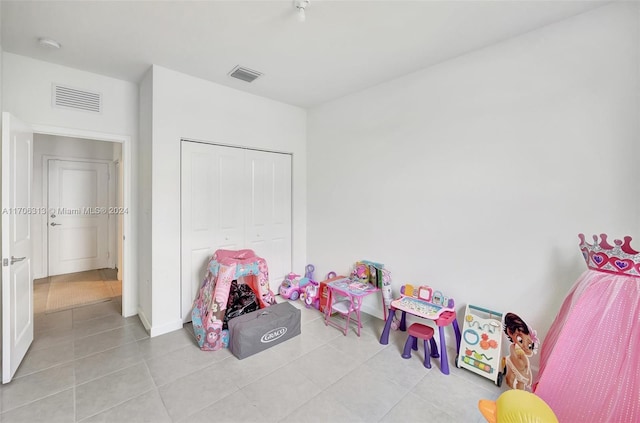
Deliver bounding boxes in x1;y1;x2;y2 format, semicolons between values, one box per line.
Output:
303;280;320;309
279;273;303;300
279;270;313;301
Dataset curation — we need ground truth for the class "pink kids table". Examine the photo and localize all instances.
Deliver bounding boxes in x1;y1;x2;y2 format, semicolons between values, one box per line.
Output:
324;278;379;336
379;295;461;374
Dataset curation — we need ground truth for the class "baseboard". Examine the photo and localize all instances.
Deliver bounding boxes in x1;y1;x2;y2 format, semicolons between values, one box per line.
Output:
361;304;384;320
137;307;152;333
136;309;183;338
149;318;183;338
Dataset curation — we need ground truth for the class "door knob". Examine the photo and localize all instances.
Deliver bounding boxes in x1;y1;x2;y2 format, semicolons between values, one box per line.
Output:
50;222;62;226
10;256;26;264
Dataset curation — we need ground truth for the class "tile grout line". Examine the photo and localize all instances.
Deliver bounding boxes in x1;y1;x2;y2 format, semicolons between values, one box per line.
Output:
12;356;77;381
73;359;156;421
0;385;75;416
73;338;140;363
139;350;175;420
74;356;145;388
76;387;157;422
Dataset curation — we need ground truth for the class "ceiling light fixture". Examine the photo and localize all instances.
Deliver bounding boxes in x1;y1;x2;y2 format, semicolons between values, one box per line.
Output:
295;0;310;22
38;37;61;49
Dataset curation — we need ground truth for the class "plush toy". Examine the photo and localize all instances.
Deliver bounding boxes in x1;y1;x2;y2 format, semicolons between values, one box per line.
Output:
478;389;558;423
503;312;539;390
351;263;369;282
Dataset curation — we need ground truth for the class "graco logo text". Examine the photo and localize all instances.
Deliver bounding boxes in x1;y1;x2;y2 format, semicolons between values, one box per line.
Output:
261;327;287;343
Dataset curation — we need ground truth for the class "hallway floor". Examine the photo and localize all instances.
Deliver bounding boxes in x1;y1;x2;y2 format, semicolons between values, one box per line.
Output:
34;269;121;314
1;296;503;422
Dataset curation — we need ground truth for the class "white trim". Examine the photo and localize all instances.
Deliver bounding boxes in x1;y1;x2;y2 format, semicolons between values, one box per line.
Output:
31;125;126;144
31;125;135;317
39;155;116;277
114;160;123;281
137;307;152;333
149;318;183;338
180;137;292;156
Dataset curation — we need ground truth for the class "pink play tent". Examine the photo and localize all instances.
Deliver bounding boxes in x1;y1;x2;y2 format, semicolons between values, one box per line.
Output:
534;234;640;422
192;249;276;351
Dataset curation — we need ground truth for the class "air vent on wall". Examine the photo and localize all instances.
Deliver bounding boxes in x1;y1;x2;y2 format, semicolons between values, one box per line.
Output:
228;65;263;83
52;84;102;113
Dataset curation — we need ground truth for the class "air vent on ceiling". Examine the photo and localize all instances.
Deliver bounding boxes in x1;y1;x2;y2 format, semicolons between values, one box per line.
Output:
228;66;263;83
52;84;102;113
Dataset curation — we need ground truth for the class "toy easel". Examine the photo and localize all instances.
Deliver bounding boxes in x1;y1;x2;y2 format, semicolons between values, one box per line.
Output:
456;304;504;386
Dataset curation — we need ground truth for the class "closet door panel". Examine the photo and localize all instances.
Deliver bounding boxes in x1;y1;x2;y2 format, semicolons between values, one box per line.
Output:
181;142;244;322
245;152;272;272
182;142;292;321
245;150;292;293
182;144;217;322
218;149;245;247
271;152;292;247
269;153;292;290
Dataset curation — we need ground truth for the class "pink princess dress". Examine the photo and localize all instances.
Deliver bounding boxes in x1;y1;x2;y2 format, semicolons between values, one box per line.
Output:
533;234;640;423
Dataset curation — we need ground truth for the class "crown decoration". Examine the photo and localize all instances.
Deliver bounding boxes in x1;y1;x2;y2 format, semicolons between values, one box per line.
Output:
579;233;640;277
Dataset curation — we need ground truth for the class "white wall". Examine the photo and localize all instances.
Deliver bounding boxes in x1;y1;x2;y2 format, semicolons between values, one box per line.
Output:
137;68;153;329
2;53;139;316
0;3;3;113
2;53;137;137
31;135;121;279
144;66;307;336
0;0;4;355
308;2;639;359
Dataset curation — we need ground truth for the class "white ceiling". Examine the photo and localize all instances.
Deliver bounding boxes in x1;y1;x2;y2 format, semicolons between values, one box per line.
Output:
1;0;610;108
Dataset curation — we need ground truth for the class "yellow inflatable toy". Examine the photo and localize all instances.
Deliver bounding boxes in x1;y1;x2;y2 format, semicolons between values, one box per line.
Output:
478;390;558;423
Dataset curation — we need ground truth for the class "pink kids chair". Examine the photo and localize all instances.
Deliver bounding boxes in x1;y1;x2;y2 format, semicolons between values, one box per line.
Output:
328;294;362;336
401;323;439;368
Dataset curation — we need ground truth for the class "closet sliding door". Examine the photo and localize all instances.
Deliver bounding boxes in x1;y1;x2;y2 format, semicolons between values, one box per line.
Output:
245;149;292;296
181;141;292;322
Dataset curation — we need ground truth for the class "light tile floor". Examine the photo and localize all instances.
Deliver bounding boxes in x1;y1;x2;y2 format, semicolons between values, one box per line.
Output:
1;296;504;422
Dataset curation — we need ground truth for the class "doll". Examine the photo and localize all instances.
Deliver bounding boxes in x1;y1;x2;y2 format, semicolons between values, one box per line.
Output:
503;312;538;390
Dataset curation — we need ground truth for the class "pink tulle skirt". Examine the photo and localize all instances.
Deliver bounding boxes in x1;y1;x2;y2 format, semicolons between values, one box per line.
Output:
534;270;640;422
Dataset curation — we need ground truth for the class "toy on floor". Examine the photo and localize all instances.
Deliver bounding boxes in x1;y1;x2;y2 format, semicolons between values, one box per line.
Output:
191;249;276;351
478;390;558;423
534;234;640;422
304;264;315;280
279;272;311;300
303;280;320;309
456;304;504;386
318;271;344;313
381;283;460;375
503;312;538;390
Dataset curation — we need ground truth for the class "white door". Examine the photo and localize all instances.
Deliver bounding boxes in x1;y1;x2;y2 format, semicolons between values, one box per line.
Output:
48;160;109;276
181;142;245;322
2;112;34;384
245;150;292;293
180;142;292;321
